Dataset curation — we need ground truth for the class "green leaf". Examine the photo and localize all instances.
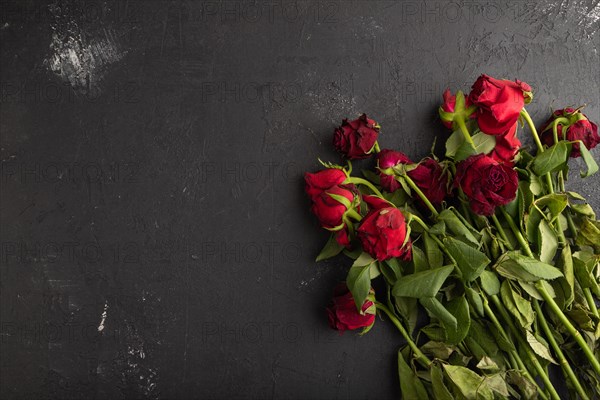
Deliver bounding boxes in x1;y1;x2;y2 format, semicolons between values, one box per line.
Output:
395;296;419;334
424;233;444;269
575;218;600;252
479;270;501;296
444;296;471;345
393;265;454;298
315;233;344;261
537;220;558;264
397;349;429;400
500;281;534;329
495;251;563;282
327;192;352;208
431;363;454;400
484;374;510;398
420;297;457;330
380;259;401;284
557;244;574;307
347;258;373;311
526;330;557;364
570;203;596;218
421;341;454;360
576;140;599;177
465;287;484;317
506;370;537;399
443;237;490;282
445;130;464;159
443;365;494;400
362;169;381;185
525;194;568;243
532;141;570;175
437;209;479;245
353;251;375;267
573;251;600;297
412;245;429;273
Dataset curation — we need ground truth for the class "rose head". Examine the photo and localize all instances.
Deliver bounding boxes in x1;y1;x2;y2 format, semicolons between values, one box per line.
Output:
440;89;473;129
407;158;449;205
333;114;380;159
310;184;357;230
455;153;518;216
540;108;600;158
377;149;412;192
304;168;347;200
469;74;532;135
327;284;376;333
488;123;521;165
357;205;411;261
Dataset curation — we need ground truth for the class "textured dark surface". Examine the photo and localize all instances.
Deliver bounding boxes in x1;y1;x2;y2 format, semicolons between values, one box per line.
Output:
1;0;599;399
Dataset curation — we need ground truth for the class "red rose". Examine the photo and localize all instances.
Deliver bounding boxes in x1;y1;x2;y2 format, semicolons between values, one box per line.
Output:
488;123;521;165
333;114;380;159
335;228;351;248
310;184;356;229
540;108;600;158
357;204;411;261
407;158;449;205
377;149;412;192
327;284;376;333
304;168;347;200
469;75;532;135
454;154;518;216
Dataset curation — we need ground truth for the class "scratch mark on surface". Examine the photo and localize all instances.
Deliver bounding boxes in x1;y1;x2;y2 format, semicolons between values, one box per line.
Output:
97;301;109;332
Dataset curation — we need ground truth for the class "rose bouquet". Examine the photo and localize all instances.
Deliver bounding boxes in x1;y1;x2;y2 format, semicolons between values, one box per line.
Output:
304;74;600;399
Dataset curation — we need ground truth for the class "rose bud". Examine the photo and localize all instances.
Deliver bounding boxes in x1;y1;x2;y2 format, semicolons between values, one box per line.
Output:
310;184;357;230
407;158;449;205
376;149;412;192
333;114;380;159
540;108;600;158
357;204;411;261
304;168;348;200
439;89;474;129
327;283;376;333
469;74;532;135
488;123;521;165
454;153;518;216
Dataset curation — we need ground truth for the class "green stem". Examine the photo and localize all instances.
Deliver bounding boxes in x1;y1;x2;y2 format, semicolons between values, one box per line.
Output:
533;301;590;400
481;299;546;398
345;208;362;222
584;288;599;319
373;141;381;153
402;175;439;217
491;214;514;250
375;302;431;368
521;108;544;154
535;281;600;376
345;177;384;199
522;108;556;194
456;117;476;147
499;208;534;258
490;296;561;400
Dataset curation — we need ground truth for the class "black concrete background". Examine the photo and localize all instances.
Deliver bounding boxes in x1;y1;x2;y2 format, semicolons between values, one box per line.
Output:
1;0;599;398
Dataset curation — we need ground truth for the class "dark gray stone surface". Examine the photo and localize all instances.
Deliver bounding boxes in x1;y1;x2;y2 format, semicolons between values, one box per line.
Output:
1;0;598;398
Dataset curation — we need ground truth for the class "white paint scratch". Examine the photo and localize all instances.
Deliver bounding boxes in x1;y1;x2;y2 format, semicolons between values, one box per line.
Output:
97;301;109;332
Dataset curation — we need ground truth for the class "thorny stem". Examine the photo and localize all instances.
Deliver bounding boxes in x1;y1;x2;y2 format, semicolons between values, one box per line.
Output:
533;301;590;400
584;289;599;319
375;302;432;368
535;281;600;376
